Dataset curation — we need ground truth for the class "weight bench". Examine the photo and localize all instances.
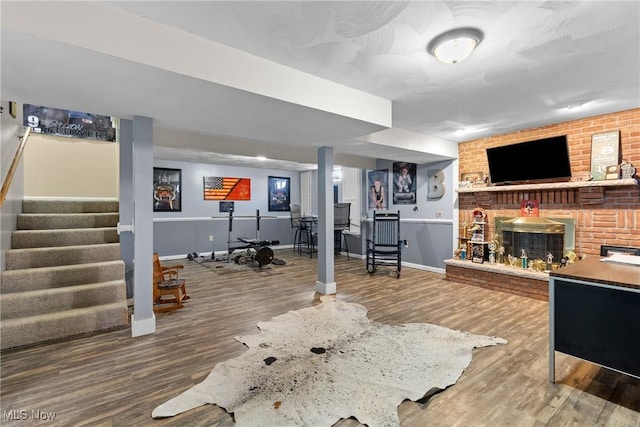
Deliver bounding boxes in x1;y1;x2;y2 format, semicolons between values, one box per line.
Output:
229;237;280;268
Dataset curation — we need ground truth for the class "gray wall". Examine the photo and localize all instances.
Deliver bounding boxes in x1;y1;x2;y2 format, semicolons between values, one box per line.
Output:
153;159;299;257
152;156;455;271
358;159;456;270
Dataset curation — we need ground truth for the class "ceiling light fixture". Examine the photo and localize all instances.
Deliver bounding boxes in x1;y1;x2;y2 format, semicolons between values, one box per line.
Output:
565;101;587;110
427;27;483;64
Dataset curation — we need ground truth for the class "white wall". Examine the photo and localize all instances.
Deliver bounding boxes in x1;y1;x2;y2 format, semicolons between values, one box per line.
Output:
23;133;119;198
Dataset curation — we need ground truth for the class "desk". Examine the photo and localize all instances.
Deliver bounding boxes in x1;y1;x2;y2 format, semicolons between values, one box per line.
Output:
549;256;640;382
298;217;317;257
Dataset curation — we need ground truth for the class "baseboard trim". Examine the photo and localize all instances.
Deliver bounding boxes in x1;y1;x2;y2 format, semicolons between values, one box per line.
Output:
402;261;445;274
316;281;336;294
131;314;156;337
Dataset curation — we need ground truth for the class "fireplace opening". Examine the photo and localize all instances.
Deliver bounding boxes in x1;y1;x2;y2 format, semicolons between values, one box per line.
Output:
500;217;566;263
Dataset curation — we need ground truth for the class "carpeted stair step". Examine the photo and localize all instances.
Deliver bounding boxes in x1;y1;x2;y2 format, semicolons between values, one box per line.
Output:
22;199;118;214
0;302;128;350
1;280;126;320
5;243;121;270
1;260;125;293
11;227;119;249
2;198;129;351
17;213;119;230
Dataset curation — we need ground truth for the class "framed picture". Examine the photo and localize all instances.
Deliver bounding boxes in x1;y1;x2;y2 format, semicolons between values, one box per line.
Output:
268;176;290;211
590;131;620;180
520;199;539;217
153;167;181;212
368;169;388;210
604;165;620;180
393;162;416;204
219;201;234;213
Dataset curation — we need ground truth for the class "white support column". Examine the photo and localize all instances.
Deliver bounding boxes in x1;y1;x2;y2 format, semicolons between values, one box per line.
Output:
316;146;336;294
118;119;134;299
131;116;156;337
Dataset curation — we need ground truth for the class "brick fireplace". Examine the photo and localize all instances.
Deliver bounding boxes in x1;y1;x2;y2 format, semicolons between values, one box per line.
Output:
447;108;640;299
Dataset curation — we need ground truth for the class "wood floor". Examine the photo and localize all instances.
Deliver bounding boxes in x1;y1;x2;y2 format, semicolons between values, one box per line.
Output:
1;250;639;427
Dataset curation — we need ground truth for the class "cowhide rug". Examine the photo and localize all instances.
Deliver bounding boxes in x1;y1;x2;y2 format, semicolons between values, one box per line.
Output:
152;296;506;426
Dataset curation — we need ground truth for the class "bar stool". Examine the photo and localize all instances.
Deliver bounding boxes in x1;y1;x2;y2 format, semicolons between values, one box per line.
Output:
290;204;305;255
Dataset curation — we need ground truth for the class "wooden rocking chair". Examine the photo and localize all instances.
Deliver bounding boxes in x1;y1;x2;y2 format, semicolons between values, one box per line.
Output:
153;253;190;313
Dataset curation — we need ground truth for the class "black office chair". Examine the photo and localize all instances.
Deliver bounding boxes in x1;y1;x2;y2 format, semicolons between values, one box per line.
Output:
366;210;403;277
334;202;351;260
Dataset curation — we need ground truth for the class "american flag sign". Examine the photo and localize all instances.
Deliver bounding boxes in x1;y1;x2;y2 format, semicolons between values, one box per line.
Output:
203;177;251;200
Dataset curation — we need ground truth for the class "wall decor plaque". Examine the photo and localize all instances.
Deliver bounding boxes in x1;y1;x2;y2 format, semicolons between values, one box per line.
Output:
604;165;620;180
590;131;620;180
204;177;251;201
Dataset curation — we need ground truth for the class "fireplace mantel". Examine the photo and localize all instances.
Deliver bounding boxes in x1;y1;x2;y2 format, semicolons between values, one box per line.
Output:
456;178;638;194
457;178;639;207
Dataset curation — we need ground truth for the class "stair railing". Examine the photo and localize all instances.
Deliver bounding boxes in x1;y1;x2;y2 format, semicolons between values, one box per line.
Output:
0;126;32;208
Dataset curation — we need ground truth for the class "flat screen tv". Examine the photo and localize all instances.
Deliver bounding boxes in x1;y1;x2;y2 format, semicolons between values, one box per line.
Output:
486;135;572;185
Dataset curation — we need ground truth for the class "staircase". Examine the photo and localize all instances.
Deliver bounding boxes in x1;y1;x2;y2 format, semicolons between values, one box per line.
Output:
1;199;129;350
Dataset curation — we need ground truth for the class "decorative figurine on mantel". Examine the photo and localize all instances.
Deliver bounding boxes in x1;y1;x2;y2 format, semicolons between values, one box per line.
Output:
508;254;518;267
546;252;554;272
488;241;497;264
620;160;637;179
498;246;505;264
521;249;528;269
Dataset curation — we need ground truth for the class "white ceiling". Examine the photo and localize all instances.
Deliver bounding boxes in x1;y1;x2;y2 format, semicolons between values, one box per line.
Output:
2;1;639;171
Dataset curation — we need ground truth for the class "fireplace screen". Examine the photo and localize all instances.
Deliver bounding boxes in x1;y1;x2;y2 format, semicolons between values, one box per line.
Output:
500;217;565;262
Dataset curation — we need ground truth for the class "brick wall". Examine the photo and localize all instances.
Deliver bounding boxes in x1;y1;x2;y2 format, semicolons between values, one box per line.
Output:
445;264;549;301
458;108;640;257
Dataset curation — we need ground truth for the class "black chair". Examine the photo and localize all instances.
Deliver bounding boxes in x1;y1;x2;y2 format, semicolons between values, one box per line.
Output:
334;202;351;260
289;204;305;254
366;210;403;277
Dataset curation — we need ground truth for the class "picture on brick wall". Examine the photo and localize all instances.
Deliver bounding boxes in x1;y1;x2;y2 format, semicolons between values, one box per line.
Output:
393;162;416;204
153;167;181;212
590;131;620;180
520;199;539;217
204;177;251;201
368;169;388;210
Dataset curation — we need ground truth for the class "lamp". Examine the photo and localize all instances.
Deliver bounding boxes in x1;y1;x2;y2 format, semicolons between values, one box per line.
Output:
427;28;483;64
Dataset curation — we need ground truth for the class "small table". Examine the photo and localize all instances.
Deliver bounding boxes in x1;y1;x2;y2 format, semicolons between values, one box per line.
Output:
549;255;640;382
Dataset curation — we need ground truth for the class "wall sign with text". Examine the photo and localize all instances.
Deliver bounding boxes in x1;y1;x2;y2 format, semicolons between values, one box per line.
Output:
590;131;620;181
23;104;117;142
